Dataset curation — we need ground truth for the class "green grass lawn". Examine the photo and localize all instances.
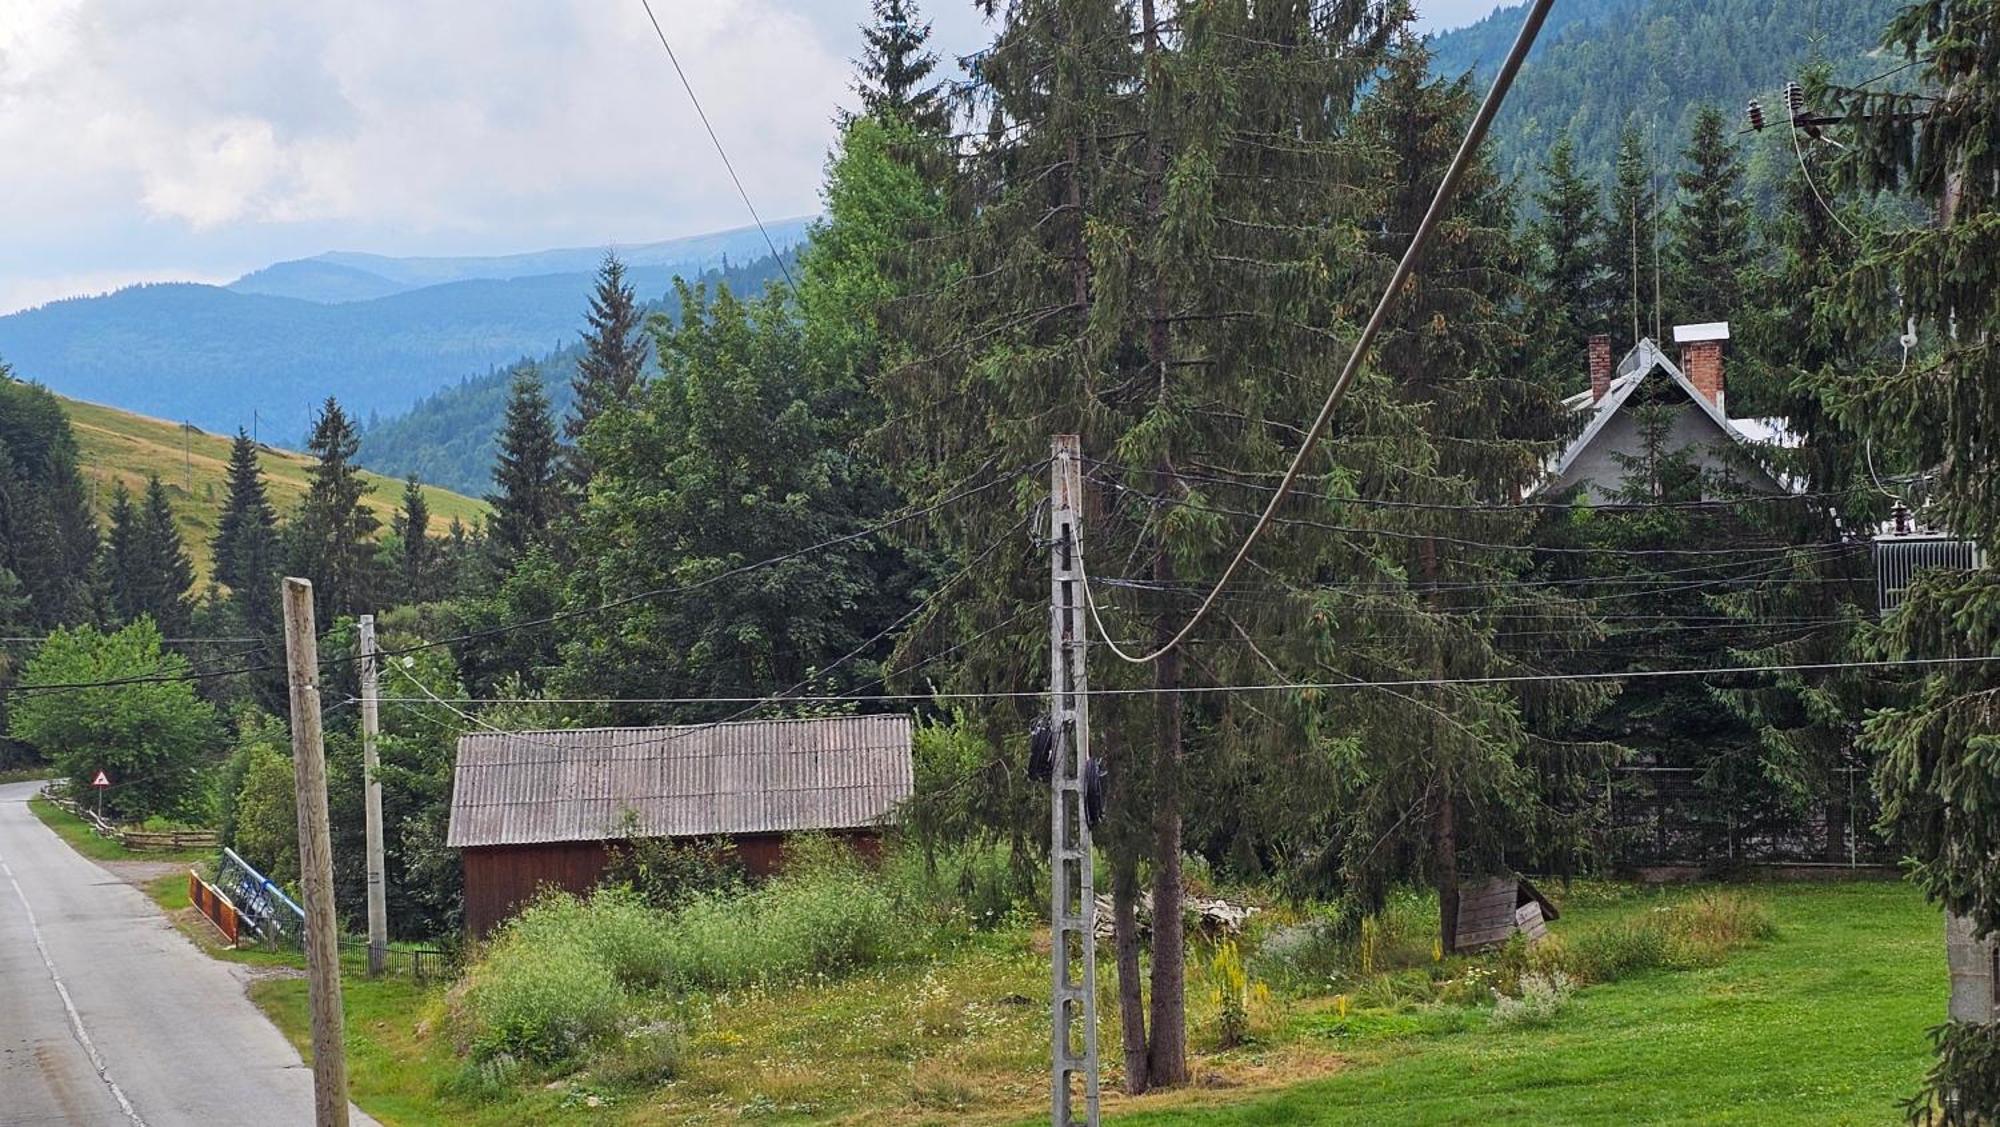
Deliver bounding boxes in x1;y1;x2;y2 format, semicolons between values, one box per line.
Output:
1108;881;1940;1127
26;793;213;864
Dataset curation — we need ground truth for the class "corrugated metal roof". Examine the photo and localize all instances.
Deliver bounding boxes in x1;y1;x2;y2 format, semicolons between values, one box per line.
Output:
445;714;915;849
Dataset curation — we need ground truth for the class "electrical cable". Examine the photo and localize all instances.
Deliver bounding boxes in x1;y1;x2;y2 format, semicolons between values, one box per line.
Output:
368;650;2000;712
637;0;799;291
1790;113;1859;241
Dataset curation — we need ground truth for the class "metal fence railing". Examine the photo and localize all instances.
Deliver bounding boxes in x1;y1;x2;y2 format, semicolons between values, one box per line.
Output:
216;847;306;947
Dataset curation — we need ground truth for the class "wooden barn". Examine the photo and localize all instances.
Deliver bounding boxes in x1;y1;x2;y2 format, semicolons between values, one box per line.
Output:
446;714;914;936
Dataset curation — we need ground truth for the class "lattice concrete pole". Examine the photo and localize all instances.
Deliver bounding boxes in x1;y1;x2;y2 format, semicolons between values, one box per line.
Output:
358;614;388;977
1048;435;1102;1126
283;578;350;1127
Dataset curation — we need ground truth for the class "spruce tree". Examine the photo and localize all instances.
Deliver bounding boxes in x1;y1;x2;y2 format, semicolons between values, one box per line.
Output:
1344;36;1613;953
884;0;1547;1091
134;475;194;636
212;430;282;637
1816;4;2000;1102
289;397;378;622
486;365;563;568
1663;105;1754;333
0;366;98;628
1529;131;1611;342
564;253;649;487
101;480;138;623
853;0;945;130
1605;124;1663;350
391;474;444;603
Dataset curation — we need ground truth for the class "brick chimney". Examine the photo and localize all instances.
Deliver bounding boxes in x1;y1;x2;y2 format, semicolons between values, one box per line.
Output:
1588;334;1613;402
1673;322;1731;412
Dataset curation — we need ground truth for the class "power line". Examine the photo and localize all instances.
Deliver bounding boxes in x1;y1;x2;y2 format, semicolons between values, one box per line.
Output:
637;0;799;291
367;651;2000;710
1082;0;1557;664
1091;458;1856;513
1084;472;1861;559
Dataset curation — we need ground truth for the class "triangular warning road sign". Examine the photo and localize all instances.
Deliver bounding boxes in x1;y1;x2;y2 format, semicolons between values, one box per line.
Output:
91;770;111;788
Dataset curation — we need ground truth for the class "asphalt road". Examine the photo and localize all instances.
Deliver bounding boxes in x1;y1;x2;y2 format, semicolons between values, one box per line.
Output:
0;779;378;1126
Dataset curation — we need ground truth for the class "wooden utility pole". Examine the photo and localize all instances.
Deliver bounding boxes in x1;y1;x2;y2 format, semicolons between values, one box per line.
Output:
1048;435;1101;1126
358;614;387;977
282;577;349;1127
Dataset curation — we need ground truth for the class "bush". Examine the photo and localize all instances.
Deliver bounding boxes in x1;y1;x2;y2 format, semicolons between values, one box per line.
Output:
600;823;743;911
505;886;674;991
1490;971;1576;1028
231;742;299;884
456;919;624;1064
661;857;902;990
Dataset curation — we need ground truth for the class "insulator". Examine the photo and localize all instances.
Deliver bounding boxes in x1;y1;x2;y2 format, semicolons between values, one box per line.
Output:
1746;99;1766;132
1785;81;1806;119
1027;714;1053;783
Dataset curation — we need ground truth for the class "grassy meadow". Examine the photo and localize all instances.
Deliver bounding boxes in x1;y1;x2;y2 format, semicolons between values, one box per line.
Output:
238;875;1941;1126
60;394;487;580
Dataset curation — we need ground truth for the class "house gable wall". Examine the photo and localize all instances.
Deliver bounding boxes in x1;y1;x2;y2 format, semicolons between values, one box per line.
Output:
1546;399;1784;502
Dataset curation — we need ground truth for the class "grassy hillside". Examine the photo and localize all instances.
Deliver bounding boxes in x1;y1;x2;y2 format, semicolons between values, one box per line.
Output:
61;395;487;582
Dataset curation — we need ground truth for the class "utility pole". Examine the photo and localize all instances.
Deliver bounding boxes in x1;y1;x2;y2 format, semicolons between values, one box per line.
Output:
358;614;387;977
1048;435;1100;1126
282;577;349;1127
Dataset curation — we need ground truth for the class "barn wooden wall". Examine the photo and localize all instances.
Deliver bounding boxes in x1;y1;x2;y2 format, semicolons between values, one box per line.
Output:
462;830;885;936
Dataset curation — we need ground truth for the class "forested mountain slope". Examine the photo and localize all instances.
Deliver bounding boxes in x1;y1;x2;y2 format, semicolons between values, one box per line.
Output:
356;252;794;495
0;220;810;444
60;393;485;581
1428;0;1906;187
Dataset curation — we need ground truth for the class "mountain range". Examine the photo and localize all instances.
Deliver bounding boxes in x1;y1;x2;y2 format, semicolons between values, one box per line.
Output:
0;218;812;444
0;0;1909;494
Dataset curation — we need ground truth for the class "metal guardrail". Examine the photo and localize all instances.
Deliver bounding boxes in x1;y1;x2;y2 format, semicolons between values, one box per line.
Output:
217;847;306;947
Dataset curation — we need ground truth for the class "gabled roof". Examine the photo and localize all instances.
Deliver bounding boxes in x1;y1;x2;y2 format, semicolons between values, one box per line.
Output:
1551;338;1764;482
446;714;915;849
1540;337;1798;498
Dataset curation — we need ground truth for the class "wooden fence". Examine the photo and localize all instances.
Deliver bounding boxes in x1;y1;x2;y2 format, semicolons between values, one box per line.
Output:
42;783;220;853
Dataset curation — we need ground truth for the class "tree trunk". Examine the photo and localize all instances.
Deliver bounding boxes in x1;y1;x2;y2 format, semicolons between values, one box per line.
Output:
1112;852;1149;1095
1146;518;1189;1087
1137;0;1189;1091
1435;792;1460;956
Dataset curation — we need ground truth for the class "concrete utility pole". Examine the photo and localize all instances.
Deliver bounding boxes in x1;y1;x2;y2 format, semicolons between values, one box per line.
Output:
1047;435;1101;1126
282;578;349;1127
358;614;387;977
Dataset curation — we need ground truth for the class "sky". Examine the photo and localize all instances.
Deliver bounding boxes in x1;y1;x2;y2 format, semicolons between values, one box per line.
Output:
0;0;1505;315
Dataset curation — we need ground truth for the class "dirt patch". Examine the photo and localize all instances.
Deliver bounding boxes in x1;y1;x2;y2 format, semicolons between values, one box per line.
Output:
101;858;188;888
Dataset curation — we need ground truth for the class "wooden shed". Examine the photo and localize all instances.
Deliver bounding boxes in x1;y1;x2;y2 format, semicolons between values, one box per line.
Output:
1453;875;1559;952
446;714;914;936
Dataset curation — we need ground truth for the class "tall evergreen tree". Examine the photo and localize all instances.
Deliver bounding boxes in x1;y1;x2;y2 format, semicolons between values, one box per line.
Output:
1814;1;2000;1104
212;430;282;637
882;0;1594;1090
100;480;138;623
564;253;649;487
1605;124;1664;350
0;364;98;628
1529;131;1611;342
486;366;563;567
134;475;194;636
391;475;445;604
1342;35;1612;951
1663;105;1754;332
853;0;945;130
289;397;378;622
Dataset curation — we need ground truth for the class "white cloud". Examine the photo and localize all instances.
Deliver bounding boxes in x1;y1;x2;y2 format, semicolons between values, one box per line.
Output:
1;1;851;259
0;268;236;317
